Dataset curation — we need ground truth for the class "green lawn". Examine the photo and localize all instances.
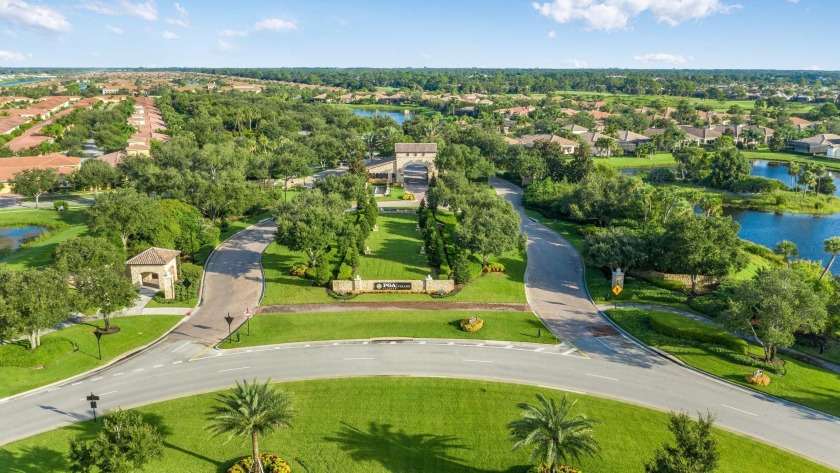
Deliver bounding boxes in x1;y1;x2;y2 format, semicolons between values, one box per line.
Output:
221;310;557;347
606;308;840;418
374;186;407;201
357;213;431;280
0;315;182;398
0;208;88;270
0;377;830;473
594;152;676;168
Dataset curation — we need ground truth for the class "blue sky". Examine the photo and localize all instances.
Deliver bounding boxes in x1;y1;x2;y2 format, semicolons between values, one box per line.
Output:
0;0;836;70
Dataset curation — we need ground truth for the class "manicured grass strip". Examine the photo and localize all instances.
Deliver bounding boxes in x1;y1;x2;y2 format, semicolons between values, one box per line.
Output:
606;308;840;418
0;208;89;270
0;378;829;473
0;315;182;398
594;152;677;169
357;213;431;280
222;310;558;347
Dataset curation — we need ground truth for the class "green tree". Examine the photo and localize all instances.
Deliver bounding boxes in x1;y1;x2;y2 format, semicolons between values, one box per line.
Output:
594;136;617;157
74;159;117;196
708;147;749;189
819;236;840;281
455;195;522;265
658;215;745;294
68;408;164;473
54;236;126;274
774;240;799;268
207;379;294;473
583;227;645;273
275;145;313;202
697;194;722;217
0;267;74;349
508;394;601;473
75;268;138;332
725;266;829;361
786;162;800;190
10;167;58;209
273;190;347;266
87;188;161;248
645;411;719;473
155;199;210;257
635;142;657;159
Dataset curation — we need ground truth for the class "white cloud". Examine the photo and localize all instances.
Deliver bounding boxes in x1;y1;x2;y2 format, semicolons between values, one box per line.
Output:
0;50;25;61
805;65;821;70
634;52;689;64
105;24;123;34
165;2;189;27
560;58;587;67
532;0;738;31
254;18;298;32
160;30;178;39
547;30;556;38
216;39;236;53
788;0;799;3
0;0;72;33
82;0;157;21
218;28;248;37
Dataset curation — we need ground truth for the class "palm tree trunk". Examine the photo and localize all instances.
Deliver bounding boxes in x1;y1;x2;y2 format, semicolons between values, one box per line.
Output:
251;432;263;473
820;254;836;281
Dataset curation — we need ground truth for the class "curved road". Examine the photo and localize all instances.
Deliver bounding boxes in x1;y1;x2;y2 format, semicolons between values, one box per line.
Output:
0;184;838;470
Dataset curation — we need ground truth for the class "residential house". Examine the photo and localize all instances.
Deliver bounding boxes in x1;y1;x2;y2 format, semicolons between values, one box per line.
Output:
0;154;81;193
493;106;536;117
679;125;722;145
614;130;652;154
560;124;589;134
790;134;840;154
788;117;815;133
512;134;578;154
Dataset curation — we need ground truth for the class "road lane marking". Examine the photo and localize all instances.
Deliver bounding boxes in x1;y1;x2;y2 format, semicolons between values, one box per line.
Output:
561;348;577;355
153;364;163;368
463;359;494;363
362;341;369;344
418;341;426;345
71;382;82;386
101;391;117;396
218;367;250;373
133;369;144;373
112;373;124;377
592;337;615;351
534;347;545;352
722;404;758;416
342;357;374;361
586;373;619;381
47;388;61;392
171;341;191;353
538;385;586;395
476;343;485;347
91;377;103;381
172;361;182;365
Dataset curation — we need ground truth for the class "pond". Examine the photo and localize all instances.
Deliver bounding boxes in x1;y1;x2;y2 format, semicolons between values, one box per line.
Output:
352;108;415;125
0;226;48;251
0;78;46;87
724;209;840;263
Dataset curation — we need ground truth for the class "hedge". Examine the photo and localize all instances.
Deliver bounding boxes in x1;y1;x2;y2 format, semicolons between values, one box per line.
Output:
648;312;748;354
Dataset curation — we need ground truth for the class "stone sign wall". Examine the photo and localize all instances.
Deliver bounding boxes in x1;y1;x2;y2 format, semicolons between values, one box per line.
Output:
332;278;454;294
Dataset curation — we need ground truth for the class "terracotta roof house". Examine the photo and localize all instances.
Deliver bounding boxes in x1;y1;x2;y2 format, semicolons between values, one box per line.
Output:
560;124;589;134
0;116;31;135
0;154;81;193
679;125;722;145
577;132;609;156
513;134;578;154
787;117;815;133
493;106;536;117
790;134;840;154
126;247;181;265
643;128;667;137
98;151;124;168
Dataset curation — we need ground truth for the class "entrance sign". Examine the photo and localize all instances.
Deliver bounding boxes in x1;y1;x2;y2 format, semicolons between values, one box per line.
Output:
374;282;412;290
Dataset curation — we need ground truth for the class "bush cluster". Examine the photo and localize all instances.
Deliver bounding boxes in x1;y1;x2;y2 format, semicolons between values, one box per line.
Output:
53;200;69;211
289;263;308;277
401;193;415;200
648;313;747;354
724;176;787;194
527;465;582;473
483;262;506;273
337;263;353;280
460;316;484;332
227;453;291;473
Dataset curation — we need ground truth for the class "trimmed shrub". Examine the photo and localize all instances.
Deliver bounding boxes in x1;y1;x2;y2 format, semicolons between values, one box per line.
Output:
227;453;292;473
53;200;69;211
439;264;451;280
646;167;677;184
312;261;333;286
451;251;471;284
289;263;308;277
337;263;353;280
483;262;506;273
648;312;748;354
460;316;484;332
401;193;415;200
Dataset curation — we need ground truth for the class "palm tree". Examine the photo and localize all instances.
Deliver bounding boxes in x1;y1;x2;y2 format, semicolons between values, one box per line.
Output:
508;394;600;473
774;240;799;268
207;379;294;473
820;236;840;281
787;162;800;190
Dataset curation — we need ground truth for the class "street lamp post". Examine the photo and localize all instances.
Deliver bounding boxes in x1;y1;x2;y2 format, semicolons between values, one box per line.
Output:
224;313;234;345
94;330;103;360
244;308;252;336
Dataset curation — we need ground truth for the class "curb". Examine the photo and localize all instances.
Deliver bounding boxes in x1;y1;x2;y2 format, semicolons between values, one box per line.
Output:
0;314;190;404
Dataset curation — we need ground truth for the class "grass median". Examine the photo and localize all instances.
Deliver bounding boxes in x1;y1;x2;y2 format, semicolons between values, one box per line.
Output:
605;308;840;418
0;315;182;398
0;377;830;473
221;310;557;347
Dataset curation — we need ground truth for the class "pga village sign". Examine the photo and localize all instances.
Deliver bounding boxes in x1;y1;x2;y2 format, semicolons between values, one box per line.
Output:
333;276;454;295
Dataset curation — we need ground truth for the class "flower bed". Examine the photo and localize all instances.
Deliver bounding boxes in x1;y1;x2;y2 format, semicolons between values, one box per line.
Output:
227;453;292;473
460;316;484;332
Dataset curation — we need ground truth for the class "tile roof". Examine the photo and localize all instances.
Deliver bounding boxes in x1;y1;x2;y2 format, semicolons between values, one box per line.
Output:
395;143;437;153
0;154;80;182
126;247;181;265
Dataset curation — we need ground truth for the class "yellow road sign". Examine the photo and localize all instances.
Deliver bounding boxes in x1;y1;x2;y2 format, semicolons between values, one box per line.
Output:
612;285;623;296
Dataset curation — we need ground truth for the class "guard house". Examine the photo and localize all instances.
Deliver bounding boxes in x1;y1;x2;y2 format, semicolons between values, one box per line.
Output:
365;142;438;183
126;247;181;299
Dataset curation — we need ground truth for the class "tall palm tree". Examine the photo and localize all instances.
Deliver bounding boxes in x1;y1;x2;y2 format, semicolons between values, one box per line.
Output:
508;394;600;473
820;236;840;281
774;240;799;268
787;162;800;190
207;379;294;473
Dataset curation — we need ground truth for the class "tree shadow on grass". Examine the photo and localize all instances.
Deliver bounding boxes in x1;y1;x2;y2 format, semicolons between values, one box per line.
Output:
0;445;68;473
140;412;226;469
325;421;504;473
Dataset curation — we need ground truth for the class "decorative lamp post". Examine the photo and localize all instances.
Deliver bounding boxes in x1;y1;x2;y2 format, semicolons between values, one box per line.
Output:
244;308;252;336
224;313;234;345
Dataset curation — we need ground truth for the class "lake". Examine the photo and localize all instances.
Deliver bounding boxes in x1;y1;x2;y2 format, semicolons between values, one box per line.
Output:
0;226;48;251
352;109;415;125
750;160;840;197
0;78;46;87
724;209;840;263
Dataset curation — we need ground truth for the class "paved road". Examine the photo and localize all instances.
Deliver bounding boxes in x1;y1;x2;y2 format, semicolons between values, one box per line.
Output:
1;181;839;469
